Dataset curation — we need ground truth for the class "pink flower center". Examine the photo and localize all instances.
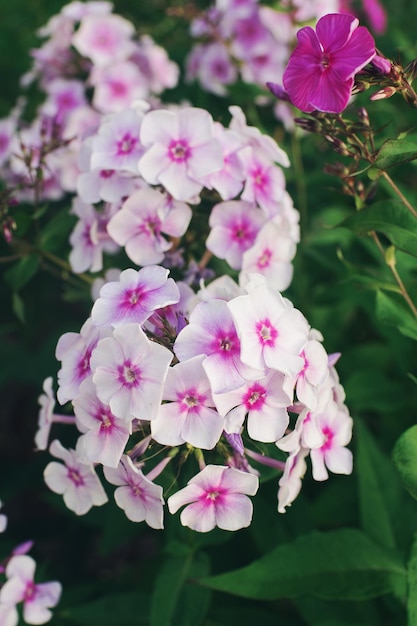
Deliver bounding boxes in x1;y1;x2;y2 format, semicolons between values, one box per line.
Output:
24;581;36;602
257;248;272;269
256;318;278;346
253;167;268;190
0;133;9;152
212;330;239;356
97;408;114;430
100;169;115;179
67;467;84;487
118;359;141;387
168;139;191;163
130;482;144;498
117;133;137;155
201;487;226;504
178;388;207;413
243;382;266;411
77;346;93;381
320;53;331;70
322;425;334;450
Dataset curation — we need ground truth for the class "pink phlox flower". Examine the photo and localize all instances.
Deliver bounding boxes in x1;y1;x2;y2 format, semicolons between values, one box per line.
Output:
60;2;112;21
73;378;131;468
202;122;245;200
91;268;121;301
35;377;56;451
144;280;195;338
214;370;291;443
168;464;259;532
151;355;224;449
196;275;244;304
187;42;237;97
0;117;16;167
107;187;192;266
132;35;179;93
302;400;353;481
277;447;309;513
55;317;112;405
91;61;149;113
71;13;135;66
90;323;172;421
295;339;329;410
239;217;297;291
138;107;223;202
282;13;376;113
206;200;265;271
69;198;119;273
362;0;387;34
0;499;7;533
44;439;108;515
238;147;286;216
0;555;61;625
90;109;145;174
103;455;164;528
228;280;309;377
40;78;87;125
174;299;263;394
91;265;180;328
228;105;290;167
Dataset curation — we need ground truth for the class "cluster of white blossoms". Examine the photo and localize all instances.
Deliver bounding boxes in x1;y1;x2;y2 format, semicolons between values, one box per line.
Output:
37;264;353;532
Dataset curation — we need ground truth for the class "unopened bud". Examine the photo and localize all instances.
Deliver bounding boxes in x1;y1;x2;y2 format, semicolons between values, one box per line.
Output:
357;107;370;126
370;86;397;101
371;54;392;75
385;245;396;267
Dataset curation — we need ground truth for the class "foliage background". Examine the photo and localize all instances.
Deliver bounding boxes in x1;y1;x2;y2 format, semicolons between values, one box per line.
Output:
1;1;417;625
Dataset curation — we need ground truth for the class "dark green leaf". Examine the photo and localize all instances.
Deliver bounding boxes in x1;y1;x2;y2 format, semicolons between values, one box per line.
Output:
373;136;417;170
198;529;406;601
63;592;150;625
4;254;39;290
12;291;25;323
393;426;417;501
407;534;417;625
342;200;417;258
375;290;417;341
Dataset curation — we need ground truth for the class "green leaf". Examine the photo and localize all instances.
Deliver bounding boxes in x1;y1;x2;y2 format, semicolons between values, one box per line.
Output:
63;592;150;625
375;290;417;341
407;534;417;625
12;292;25;323
372;136;417;170
4;254;39;291
356;420;397;548
198;529;406;601
151;551;210;626
393;426;417;501
39;208;76;253
342;199;417;258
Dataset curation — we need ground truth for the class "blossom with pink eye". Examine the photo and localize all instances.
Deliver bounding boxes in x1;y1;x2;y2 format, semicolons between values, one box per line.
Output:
72;13;135;66
295;339;329;410
90;109;145;174
90;323;172;421
277;447;309;513
228;280;309;377
151;355;224;450
41;78;87;124
91;265;180;328
238;147;286;217
187;42;237;97
281;13;375;113
0;555;61;626
138;107;223;201
203;122;245;200
103;455;164;528
214;370;291;443
44;440;108;515
168;464;259;532
206;200;265;270
107;188;192;266
74;379;131;468
174;299;263;394
91;61;149;113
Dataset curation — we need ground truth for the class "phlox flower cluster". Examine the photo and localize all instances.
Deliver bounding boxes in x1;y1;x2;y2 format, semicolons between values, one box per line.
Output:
0;1;178;205
0;502;61;626
37;267;353;533
69;102;299;293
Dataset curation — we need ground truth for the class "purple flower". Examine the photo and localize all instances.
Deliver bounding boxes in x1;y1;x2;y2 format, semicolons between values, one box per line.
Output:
282;13;375;113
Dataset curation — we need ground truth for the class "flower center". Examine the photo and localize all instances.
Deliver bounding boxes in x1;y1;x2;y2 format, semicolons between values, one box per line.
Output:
67;467;84;487
118;360;141;387
168;139;191;163
320;53;331;70
256;318;278;346
243;383;266;410
257;248;272;269
117;133;137;155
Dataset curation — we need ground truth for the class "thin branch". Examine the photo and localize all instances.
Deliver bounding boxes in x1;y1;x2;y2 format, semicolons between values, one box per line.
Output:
381;170;417;219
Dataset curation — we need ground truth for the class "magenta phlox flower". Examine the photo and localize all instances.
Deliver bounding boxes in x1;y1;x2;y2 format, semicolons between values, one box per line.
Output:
206;200;265;270
214;370;291;443
228;280;309;377
168;464;259;532
138;107;223;201
91;265;179;328
0;555;61;626
174;299;263;394
295;339;329;410
103;455;164;528
55;318;112;405
282;13;375;113
73;379;131;468
90;323;172;421
107;188;192;266
303;400;353;481
72;13;135;66
90;109;145;174
44;440;108;515
151;356;224;449
239;218;296;291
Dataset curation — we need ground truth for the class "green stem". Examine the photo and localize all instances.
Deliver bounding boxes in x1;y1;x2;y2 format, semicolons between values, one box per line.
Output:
381;170;417;219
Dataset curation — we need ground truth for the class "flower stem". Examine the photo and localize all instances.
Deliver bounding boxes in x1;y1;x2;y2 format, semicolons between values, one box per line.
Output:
381;170;417;219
